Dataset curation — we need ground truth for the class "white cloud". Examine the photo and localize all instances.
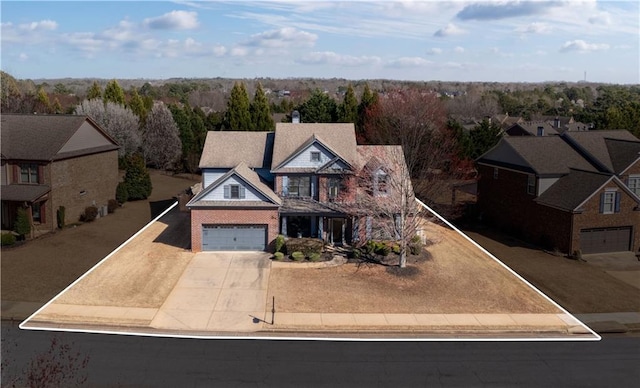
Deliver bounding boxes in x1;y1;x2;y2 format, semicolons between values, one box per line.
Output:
231;47;249;57
434;23;465;37
456;1;561;21
454;46;465;53
427;48;442;55
213;45;227;56
19;19;58;31
588;12;611;25
143;10;199;30
297;51;381;66
560;40;609;53
18;53;28;61
516;22;551;34
386;57;432;68
244;27;317;48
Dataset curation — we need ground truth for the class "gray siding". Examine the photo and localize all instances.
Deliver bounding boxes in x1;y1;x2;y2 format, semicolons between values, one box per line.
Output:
203;168;229;188
58;121;113;154
538;177;559;196
283;143;335;169
201;175;271;202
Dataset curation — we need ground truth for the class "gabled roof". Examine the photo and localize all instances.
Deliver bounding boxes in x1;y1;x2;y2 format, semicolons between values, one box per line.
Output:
187;161;281;207
561;130;640;174
198;131;274;169
534;169;612;211
316;155;353;174
477;136;597;176
271;123;357;170
0;114;118;161
271;133;352;173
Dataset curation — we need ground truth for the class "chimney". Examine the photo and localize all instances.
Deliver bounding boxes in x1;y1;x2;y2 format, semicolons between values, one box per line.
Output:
537;126;544;136
292;110;300;124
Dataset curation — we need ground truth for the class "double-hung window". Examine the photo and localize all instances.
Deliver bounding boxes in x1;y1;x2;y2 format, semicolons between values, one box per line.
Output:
328;177;341;199
374;169;388;196
20;164;39;184
600;189;620;214
527;175;536;195
310;151;321;163
224;184;245;199
629;175;640;197
287;176;311;197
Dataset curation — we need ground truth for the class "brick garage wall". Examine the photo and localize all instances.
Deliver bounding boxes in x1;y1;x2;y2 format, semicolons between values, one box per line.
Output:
573;181;640;254
477;164;573;252
50;150;119;226
190;208;280;252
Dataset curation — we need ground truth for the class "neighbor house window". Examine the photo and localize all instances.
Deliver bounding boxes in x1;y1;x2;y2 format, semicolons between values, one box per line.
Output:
310;151;321;162
493;168;499;179
287;176;311;197
527;175;536;195
32;202;42;223
328;177;341;199
20;164;39;184
600;190;620;214
224;184;245;199
629;175;640;197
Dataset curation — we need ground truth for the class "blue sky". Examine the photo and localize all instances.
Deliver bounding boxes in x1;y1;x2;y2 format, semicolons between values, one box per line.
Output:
1;1;638;83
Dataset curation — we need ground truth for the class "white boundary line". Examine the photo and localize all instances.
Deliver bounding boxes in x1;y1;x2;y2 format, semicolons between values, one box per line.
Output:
415;198;601;341
19;201;179;329
20;199;600;341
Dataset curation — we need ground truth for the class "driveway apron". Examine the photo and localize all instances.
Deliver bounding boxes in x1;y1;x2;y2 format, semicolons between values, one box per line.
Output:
150;252;273;332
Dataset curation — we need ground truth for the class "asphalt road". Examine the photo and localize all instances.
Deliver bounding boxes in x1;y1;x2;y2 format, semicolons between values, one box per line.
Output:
2;322;639;387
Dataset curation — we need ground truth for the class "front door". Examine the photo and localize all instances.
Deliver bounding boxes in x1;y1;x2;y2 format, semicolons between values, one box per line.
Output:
331;218;344;245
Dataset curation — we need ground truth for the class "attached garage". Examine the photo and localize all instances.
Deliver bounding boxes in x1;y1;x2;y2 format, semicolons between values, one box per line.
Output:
202;225;267;251
580;227;632;254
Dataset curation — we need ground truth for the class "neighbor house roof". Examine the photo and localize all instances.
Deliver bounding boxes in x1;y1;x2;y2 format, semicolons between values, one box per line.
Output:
0;184;51;202
534;169;612;211
188;161;281;207
507;121;559;136
561;130;640;174
198;131;274;169
271;123;357;170
0;114;119;161
478;136;597;176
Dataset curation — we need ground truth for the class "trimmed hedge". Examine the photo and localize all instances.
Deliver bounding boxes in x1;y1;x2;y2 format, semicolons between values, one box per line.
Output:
308;252;322;262
1;233;16;246
273;252;285;261
274;234;285;253
290;251;305;261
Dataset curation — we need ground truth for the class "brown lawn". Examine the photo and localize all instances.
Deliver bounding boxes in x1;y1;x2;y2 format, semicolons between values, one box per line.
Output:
268;220;561;314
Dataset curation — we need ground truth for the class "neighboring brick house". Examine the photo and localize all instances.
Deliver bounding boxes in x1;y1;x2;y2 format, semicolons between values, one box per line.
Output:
476;130;640;255
187;122;412;252
1;114;119;235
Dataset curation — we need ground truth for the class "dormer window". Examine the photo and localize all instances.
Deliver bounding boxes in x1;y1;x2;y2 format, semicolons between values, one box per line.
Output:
310;151;321;162
374;169;388;196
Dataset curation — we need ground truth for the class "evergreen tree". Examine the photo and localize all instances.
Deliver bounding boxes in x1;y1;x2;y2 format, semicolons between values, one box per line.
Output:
338;84;358;123
123;153;152;200
169;104;195;170
250;82;275;131
190;107;207;152
87;81;102;100
104;79;126;105
469;119;503;159
128;88;147;122
14;207;31;240
357;83;379;142
296;88;338;123
224;82;253;130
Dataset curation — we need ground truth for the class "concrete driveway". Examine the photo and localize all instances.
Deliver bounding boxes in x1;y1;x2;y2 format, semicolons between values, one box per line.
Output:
150;252;273;332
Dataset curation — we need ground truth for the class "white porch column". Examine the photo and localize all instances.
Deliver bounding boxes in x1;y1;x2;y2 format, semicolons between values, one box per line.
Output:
281;216;287;236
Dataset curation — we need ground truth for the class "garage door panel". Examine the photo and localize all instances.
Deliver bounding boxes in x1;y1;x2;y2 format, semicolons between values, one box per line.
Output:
580;227;632;254
202;225;266;251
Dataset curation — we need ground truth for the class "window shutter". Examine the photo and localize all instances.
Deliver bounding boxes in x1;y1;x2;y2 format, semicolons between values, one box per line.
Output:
599;193;604;213
223;185;230;199
38;165;44;184
615;192;621;213
282;176;288;195
239;186;246;199
13;165;19;183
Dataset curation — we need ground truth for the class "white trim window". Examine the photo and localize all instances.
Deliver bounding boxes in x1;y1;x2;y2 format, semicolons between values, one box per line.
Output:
600;189;620;214
628;175;640;197
373;169;388;196
527;174;536;195
310;151;321;163
223;184;245;199
493;168;499;180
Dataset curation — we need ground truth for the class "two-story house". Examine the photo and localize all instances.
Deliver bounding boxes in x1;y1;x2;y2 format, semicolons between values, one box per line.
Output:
187;122;411;252
1;114;120;235
476;130;640;255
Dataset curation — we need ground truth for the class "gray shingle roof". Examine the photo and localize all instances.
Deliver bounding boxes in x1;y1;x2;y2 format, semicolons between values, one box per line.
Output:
508;121;559;136
478;136;597;175
1;114;118;161
271;123;357;170
562;130;640;173
605;138;640;174
534;169;612;211
0;184;51;202
198;131;274;169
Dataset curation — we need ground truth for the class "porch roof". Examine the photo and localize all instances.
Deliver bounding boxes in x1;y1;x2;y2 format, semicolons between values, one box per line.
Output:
1;184;50;202
279;198;347;217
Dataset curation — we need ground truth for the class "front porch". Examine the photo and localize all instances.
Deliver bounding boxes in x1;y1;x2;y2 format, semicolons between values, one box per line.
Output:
279;198;354;245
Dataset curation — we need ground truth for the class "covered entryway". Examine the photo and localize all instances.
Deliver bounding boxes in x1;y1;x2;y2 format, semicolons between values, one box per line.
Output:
580;227;632;254
202;225;267;251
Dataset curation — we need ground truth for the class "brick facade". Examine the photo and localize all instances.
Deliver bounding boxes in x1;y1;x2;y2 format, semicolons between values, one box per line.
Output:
50;150;119;228
190;208;279;252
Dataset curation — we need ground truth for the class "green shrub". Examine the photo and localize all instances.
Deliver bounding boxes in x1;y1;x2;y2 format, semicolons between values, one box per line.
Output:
409;243;422;255
123;153;152;201
81;206;99;222
411;235;422;244
1;233;16;246
108;199;119;213
274;234;285;253
115;182;129;204
285;238;323;256
14;207;30;239
273;252;285;261
309;252;322;262
362;240;376;255
56;206;66;229
392;244;401;255
291;251;305;261
350;248;362;260
374;241;391;256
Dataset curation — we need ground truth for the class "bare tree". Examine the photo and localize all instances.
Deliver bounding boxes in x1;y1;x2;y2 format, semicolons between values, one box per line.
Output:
363;89;462;218
142;102;182;170
75;99;141;157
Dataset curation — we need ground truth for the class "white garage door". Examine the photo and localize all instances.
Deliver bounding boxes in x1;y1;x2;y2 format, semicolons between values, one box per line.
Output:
202;225;266;251
580;227;632;254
